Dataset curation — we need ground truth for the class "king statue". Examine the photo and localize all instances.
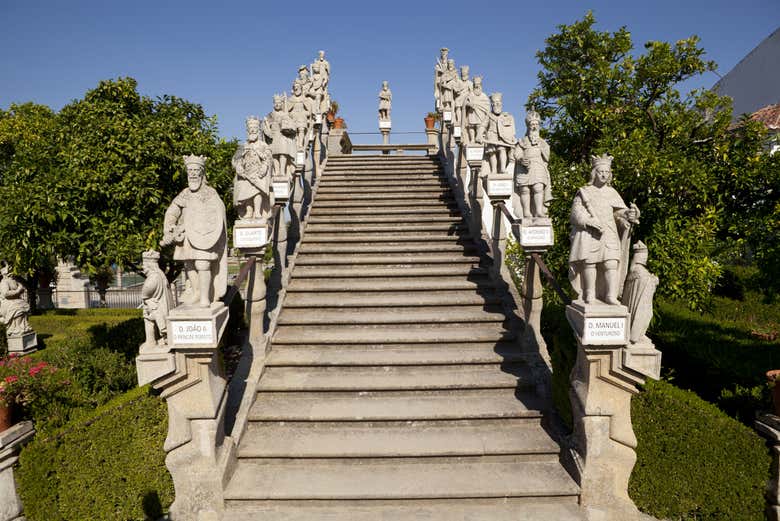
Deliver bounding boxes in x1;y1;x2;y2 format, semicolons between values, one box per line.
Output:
233;116;273;220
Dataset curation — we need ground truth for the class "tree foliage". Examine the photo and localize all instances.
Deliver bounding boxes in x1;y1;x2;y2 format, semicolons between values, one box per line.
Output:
527;12;777;308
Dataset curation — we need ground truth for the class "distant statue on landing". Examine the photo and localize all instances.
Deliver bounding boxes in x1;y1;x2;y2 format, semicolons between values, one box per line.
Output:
434;47;449;108
513;109;552;219
621;241;658;343
313;50;330;88
378;81;392;121
140;250;173;351
161;155;228;308
232;116;273;220
569;154;639;305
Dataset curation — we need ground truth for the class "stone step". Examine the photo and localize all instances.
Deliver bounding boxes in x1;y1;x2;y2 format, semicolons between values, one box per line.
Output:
309;207;460;216
316;192;452;201
283;290;498;307
313;199;457;208
307;215;463;224
319;177;446;184
305;223;464;233
266;342;527;366
316;187;449;195
224;499;584;521
257;363;526;392
272;323;514;344
293;254;480;266
223;455;578;500
291;265;486;279
277;306;506;326
298;243;471;254
239;419;557;458
287;275;489;292
250;389;545;421
301;232;467;242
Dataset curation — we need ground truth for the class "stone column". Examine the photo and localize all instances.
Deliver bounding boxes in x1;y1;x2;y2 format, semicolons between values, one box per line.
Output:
566;302;662;521
0;421;35;521
288;169;303;245
521;258;545;353
136;304;231;521
326;128;351;156
756;413;780;520
425;128;438;155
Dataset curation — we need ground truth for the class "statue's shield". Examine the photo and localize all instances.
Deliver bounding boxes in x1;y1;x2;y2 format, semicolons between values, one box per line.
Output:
184;194;225;250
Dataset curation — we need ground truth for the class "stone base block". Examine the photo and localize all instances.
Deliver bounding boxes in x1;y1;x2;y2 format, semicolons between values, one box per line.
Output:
514;217;554;250
168;303;229;350
233;219;269;253
623;342;662;380
136;350;176;387
6;332;37;355
566;302;629;346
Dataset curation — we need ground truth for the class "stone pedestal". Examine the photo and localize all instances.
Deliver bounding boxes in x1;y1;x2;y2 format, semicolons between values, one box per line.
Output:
54;259;90;309
0;421;34;521
425;128;438;155
135;304;231;521
756;413;780;521
515;217;555;250
233;219;269;255
566;301;662;521
326;128;352;156
37;287;53;310
6;331;37;355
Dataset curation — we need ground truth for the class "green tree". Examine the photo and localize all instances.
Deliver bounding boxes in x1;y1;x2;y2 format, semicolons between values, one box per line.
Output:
528;12;743;309
53;78;237;290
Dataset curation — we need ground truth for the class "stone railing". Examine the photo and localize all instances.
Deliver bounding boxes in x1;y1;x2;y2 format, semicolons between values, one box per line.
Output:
135;118;328;521
0;421;34;521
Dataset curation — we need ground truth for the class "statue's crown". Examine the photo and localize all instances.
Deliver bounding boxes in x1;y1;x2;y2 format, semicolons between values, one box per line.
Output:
273;94;283;104
246;116;261;130
590;154;613;169
473;76;483;85
460;65;469;73
312;62;321;71
440;47;449;53
298;64;308;73
183;154;206;169
490;92;503;102
142;249;160;260
525;109;541;125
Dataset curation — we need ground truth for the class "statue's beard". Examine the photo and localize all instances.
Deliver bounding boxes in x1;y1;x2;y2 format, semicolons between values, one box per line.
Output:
529;130;540;144
188;178;203;191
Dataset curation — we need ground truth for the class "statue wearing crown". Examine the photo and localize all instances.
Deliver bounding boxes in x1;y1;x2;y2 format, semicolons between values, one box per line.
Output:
513;109;552;219
233;117;273;220
264;95;298;180
569;154;640;305
439;59;458;112
288;82;312;151
452;65;473;127
140;250;173;350
480;92;516;175
463;77;490;144
161;155;228;308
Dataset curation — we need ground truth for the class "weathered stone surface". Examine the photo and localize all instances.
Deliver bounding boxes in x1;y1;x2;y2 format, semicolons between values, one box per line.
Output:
0;421;34;521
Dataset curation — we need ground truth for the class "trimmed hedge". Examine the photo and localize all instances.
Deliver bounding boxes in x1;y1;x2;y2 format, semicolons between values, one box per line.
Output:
16;385;173;520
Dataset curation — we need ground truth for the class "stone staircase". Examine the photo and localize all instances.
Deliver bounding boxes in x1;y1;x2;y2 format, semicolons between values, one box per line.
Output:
224;154;582;520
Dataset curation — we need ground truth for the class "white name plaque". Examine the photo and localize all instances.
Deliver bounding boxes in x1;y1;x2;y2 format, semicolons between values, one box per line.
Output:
379;121;391;129
171;320;213;345
453;126;462;138
488;179;513;197
466;146;484;162
583;316;627;345
443;111;452;122
520;225;554;247
273;181;290;199
315;114;322;124
234;226;267;249
296;151;305;167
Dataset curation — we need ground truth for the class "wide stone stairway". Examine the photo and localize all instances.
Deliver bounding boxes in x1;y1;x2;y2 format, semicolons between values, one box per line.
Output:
223;154;583;519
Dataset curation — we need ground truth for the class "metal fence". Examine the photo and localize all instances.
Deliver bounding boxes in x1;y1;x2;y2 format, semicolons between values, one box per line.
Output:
50;284;186;309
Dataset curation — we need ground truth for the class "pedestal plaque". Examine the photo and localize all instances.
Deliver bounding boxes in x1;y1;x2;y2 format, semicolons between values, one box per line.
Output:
234;220;268;250
167;304;229;349
295;151;305;167
519;225;554;247
443;111;452;123
314;114;322;125
379;121;391;130
453;126;462;139
272;178;290;202
566;301;629;346
466;146;484;162
487;178;513;198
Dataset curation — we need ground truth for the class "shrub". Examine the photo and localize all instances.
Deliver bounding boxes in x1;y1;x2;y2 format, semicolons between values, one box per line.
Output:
630;379;768;520
16;385;174;520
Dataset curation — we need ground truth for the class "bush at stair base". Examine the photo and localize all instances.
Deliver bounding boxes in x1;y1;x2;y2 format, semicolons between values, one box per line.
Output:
16;385;173;520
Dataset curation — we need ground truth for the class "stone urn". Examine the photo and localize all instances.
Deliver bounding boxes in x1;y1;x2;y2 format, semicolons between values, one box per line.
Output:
767;369;780;415
424;115;436;130
333;117;345;129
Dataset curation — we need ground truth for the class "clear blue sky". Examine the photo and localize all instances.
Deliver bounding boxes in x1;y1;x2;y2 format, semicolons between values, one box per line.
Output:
1;0;778;144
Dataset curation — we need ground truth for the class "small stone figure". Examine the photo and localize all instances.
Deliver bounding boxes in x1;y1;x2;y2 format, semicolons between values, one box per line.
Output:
161;155;228;308
288;82;312;151
232;117;273;220
569;154;640;305
621;241;658;344
309;63;330;116
296;65;312;97
434;47;449;107
313;50;330;88
378;81;392;121
140;250;173;350
264;95;297;179
481;93;516;175
439;59;458;112
513;109;552;218
453;65;473;127
0;264;32;337
463;76;490;143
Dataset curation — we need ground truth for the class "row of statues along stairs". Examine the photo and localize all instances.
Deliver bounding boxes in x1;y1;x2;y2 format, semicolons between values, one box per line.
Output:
223;153;584;520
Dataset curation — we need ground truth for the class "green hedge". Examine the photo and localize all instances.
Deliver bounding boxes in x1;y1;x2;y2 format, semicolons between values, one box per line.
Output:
16;385;173;520
541;302;770;520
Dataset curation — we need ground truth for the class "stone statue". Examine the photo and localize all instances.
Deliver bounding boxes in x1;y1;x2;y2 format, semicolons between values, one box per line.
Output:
569;154;640;305
481;93;516;175
439;59;457;112
309;63;329;116
161;155;228;308
621;241;658;343
378;81;392;121
453;65;472;127
263;95;297;179
288;82;312;150
140;250;173;350
434;47;449;108
0;265;32;337
296;65;312;97
232;117;273;220
513;109;552;219
313;50;330;88
463;76;490;143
